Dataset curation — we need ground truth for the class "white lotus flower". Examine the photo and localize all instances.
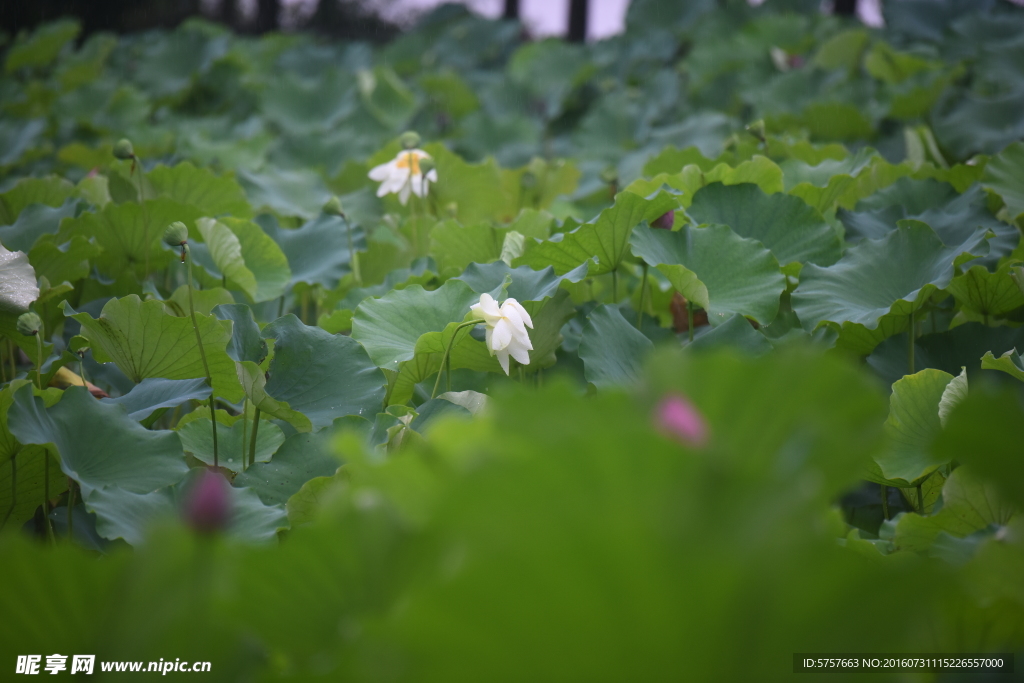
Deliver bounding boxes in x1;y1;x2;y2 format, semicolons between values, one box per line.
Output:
367;149;437;205
470;293;534;375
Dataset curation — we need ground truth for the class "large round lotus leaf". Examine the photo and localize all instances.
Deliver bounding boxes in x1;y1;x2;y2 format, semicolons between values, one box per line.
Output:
8;385;188;498
630;222;785;327
100;377;210;421
260;212;365;290
688;313;773;355
792;221;989;353
873;369;956;486
237;167;333;220
262;69;357;134
517;189;678;276
840;181;1013;263
982;140;1024;222
579;304;654;389
147;162;253;219
212;303;266;364
0;176;74;225
352;279;481;368
177;418;284;471
57;198;204;278
0;200;79;253
28;233;100;284
4;19;80;72
687;182;842;270
232;427;342;507
86;468;289;546
453;260;590;303
65;295;244;402
946;262;1024;320
261;315;386;428
194;217;290;303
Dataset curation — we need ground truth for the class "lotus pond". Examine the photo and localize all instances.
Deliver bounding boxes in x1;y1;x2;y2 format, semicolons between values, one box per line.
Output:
0;0;1023;680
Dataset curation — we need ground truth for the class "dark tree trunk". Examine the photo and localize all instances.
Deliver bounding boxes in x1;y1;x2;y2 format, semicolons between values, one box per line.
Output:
255;0;278;32
833;0;858;15
567;0;587;42
503;0;519;20
219;0;237;29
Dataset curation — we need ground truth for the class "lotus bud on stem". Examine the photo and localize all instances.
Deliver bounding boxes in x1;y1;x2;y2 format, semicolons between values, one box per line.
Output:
115;137;151;274
182;468;231;535
325;196;362;286
165;222;220;468
399;130;421;150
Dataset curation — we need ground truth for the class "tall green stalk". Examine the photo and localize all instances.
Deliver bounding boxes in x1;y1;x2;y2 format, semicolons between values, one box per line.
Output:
907;312;916;374
432;319;484;399
248;408;261;469
637;264;648;328
687;301;695;343
185;247;219;468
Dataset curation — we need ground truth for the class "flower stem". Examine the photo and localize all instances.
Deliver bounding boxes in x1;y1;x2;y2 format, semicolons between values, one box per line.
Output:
34;330;44;391
907;312;915;374
43;452;55;544
343;215;362;286
687;301;694;343
1;451;16;531
184;246;218;468
880;484;890;521
637;264;648;328
248;408;261;469
134;160;150;276
241;398;248;471
611;268;619;302
431;319;484;399
66;479;75;540
916;483;923;513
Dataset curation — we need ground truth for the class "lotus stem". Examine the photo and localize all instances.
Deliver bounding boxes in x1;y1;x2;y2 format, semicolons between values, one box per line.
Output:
637;264;648;328
907;312;915;374
342;214;362;286
688;301;694;343
133;160;151;275
66;479;75;540
880;484;890;521
248;408;261;469
612;268;619;302
184;246;218;468
34;331;44;391
432;319;484;399
241;399;248;471
43;452;55;544
916;483;923;513
1;451;16;531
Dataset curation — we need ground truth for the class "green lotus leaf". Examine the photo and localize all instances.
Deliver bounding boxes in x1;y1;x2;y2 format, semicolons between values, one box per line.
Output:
65;295;243;402
4;19;80;72
688;313;772;355
100;377;210;422
0;119;45;167
579;304;654;389
982;140;1024;223
454;260;590;303
178;417;284;472
687;183;842;271
8;385;188;498
260;212;365;289
27;234;100;284
261;315;386;429
0;176;74;225
358;66;418;130
86;469;289;545
980;348;1024;383
58;198;204;278
212;303;266;364
946;262;1024;320
233;428;343;507
792;221;989;354
195;217;290;303
0;444;67;531
0;199;79;254
352;279;481;368
891;467;1013;554
630;223;785;326
873;369;955;485
237;167;333;220
262;69;357;134
428;220;501;277
235;360;311;433
148;162;253;218
517;189;678;276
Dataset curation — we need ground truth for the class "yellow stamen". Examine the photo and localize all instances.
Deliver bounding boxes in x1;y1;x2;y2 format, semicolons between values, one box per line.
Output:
395;151;422;175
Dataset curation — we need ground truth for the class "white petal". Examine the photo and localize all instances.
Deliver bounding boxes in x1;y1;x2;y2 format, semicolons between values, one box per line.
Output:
500;305;529;338
508;340;531;366
368;161;394;181
398;183;412;205
496;347;510;375
490;318;512;350
503;298;533;328
485;326;495;354
510;325;532;350
478;293;502;319
426;169;438;182
411;174;427;198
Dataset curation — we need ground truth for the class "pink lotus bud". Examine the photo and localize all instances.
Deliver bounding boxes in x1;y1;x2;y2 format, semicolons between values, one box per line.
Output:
651;210;675;230
654;393;709;447
181;469;231;534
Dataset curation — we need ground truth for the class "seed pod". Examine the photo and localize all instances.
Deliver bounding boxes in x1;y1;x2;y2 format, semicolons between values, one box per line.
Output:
399;131;421;150
652;210;675;230
163;221;189;247
16;312;42;336
112;138;135;160
418;157;435;175
182;469;231;535
323;196;345;217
